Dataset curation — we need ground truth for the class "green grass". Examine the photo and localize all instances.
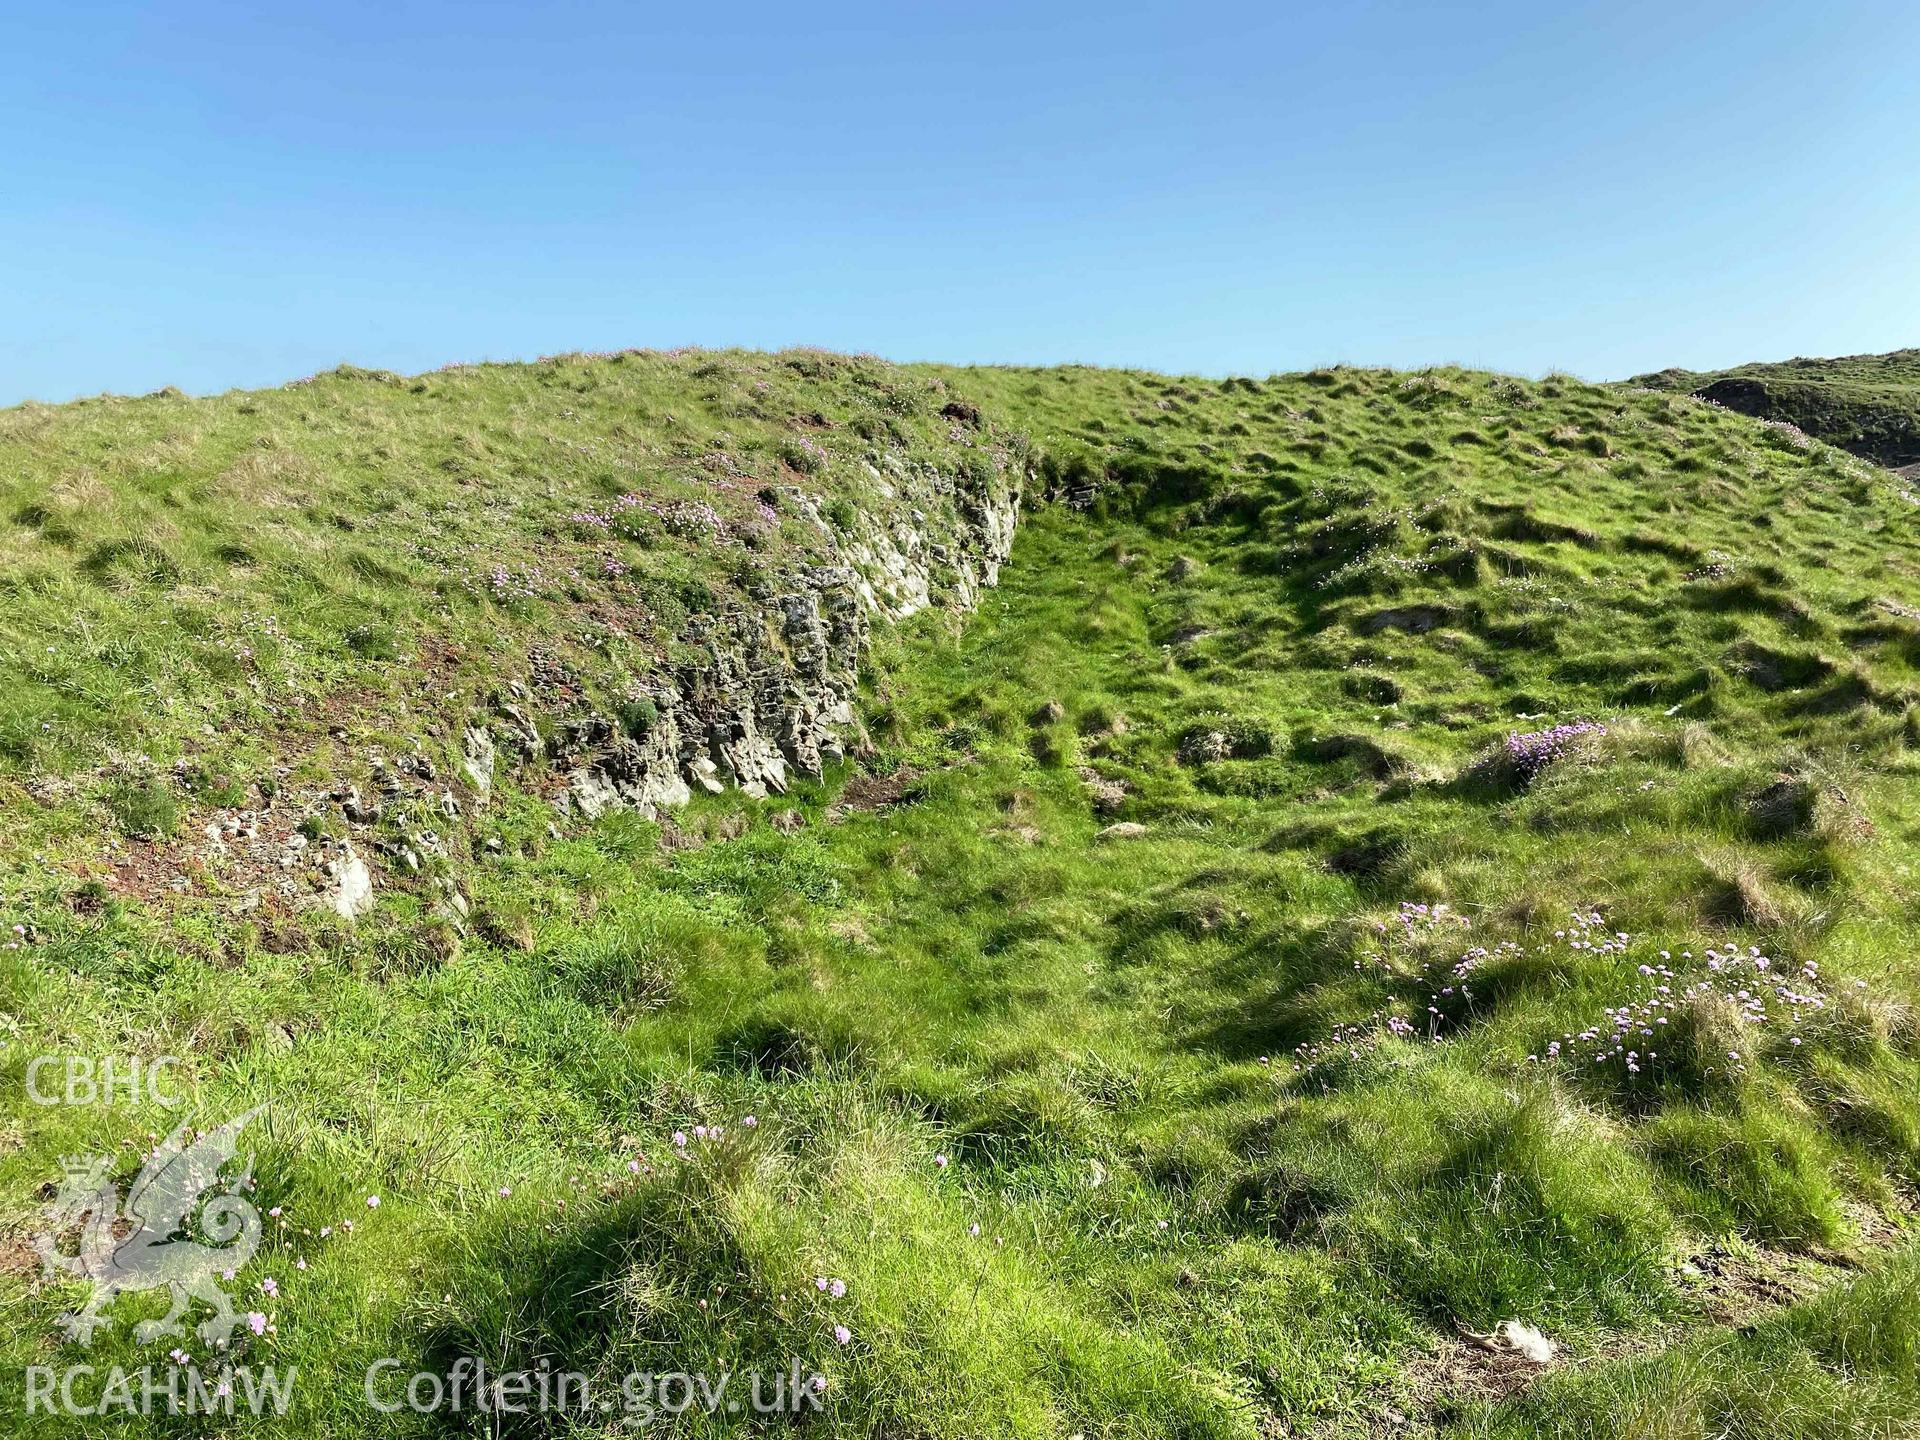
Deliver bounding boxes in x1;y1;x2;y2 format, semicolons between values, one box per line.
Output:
5;354;1920;1435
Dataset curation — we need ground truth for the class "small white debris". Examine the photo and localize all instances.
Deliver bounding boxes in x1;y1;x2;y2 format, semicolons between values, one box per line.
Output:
326;845;374;920
1462;1319;1558;1365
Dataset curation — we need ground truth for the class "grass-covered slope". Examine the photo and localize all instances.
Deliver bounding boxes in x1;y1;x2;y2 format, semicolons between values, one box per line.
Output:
0;348;1017;788
6;356;1920;1438
1632;348;1920;474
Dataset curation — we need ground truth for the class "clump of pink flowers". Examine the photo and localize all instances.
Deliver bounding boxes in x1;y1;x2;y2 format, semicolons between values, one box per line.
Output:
1499;721;1607;785
1336;902;1524;1050
1527;916;1845;1082
1352;901;1473;977
571;491;724;541
1293;1013;1417;1073
1299;900;1867;1093
471;563;548;603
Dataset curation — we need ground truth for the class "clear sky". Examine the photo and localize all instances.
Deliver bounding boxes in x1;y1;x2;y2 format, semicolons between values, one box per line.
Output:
5;0;1918;404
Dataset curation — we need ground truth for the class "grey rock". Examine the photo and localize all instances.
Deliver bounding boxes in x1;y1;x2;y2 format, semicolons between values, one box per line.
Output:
461;725;496;800
569;766;621;817
325;845;375;919
1179;730;1233;765
1076;767;1129;815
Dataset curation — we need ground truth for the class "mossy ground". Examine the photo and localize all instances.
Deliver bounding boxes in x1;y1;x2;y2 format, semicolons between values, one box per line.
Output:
5;355;1920;1436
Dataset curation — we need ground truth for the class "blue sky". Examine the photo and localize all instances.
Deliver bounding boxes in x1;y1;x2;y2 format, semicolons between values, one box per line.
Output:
4;0;1917;404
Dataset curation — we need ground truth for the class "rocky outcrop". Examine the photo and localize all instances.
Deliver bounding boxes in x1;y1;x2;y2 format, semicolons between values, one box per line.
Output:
1695;375;1920;471
488;454;1024;824
240;446;1027;923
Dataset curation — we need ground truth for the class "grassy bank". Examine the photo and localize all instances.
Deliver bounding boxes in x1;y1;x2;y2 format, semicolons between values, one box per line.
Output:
4;355;1920;1436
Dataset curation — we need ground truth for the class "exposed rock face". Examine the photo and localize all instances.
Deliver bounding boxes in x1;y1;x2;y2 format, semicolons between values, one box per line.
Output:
488;455;1024;823
284;449;1024;922
1695;375;1920;471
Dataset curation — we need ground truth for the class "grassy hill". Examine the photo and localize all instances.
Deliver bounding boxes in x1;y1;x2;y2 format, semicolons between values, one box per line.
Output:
6;352;1920;1437
1632;349;1920;474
